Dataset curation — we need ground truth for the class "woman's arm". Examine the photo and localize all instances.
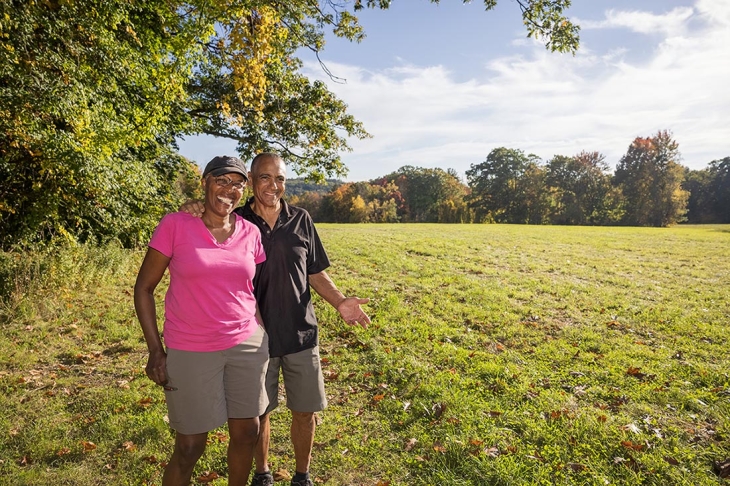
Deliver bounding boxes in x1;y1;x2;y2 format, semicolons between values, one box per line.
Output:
133;248;172;386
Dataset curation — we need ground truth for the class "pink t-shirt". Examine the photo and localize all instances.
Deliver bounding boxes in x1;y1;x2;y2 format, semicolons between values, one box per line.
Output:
148;212;266;352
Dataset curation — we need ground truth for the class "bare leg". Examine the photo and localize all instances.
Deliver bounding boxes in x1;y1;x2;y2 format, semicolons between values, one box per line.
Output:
162;432;208;486
253;413;271;474
290;411;315;474
227;417;260;485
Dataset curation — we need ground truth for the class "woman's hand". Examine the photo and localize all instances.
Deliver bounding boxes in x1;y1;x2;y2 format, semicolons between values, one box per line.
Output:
145;349;169;386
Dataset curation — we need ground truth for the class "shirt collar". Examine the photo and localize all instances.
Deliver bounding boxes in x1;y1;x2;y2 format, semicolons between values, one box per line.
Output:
243;197;291;223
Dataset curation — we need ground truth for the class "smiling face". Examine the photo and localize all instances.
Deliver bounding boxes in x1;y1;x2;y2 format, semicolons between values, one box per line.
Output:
203;172;246;217
249;154;286;211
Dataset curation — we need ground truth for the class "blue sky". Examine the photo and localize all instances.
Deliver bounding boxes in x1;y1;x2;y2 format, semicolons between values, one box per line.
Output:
177;0;730;182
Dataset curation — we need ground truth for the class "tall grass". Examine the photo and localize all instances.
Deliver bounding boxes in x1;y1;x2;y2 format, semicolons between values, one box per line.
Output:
1;225;729;485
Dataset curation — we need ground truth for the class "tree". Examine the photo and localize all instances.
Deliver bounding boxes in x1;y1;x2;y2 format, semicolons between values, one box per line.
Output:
466;148;541;223
380;166;470;222
706;157;730;224
546;151;621;225
519;161;551;224
683;167;715;224
706;157;730;223
0;1;202;246
613;131;688;227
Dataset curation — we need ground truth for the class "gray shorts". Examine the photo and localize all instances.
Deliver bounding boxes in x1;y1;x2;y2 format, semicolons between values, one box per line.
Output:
164;325;269;435
265;346;327;414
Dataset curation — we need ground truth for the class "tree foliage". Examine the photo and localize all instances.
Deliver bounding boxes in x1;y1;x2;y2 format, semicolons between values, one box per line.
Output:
707;157;730;223
685;157;730;224
466;147;542;223
379;166;471;223
0;0;202;247
546;151;622;225
613;131;688;227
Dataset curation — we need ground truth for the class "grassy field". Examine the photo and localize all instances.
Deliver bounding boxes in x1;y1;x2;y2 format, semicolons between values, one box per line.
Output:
1;224;729;485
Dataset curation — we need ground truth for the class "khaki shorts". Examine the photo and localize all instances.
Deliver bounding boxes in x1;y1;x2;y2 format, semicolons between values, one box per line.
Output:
164;325;269;435
265;346;327;414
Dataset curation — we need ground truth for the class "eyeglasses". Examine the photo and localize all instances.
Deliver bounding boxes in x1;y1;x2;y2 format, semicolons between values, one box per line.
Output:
212;176;246;191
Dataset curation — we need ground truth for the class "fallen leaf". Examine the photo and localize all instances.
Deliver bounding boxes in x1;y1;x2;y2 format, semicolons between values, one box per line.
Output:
432;402;447;419
57;448;71;456
273;468;290;481
196;471;219;483
714;458;730;478
122;441;136;451
404;438;417;452
81;441;97;452
621;440;644;451
484;446;500;458
433;442;446;453
208;431;228;443
664;456;679;466
526;451;545;462
567;462;587;472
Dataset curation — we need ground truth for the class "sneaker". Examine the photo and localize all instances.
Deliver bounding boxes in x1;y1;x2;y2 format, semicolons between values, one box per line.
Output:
290;479;313;486
250;471;274;486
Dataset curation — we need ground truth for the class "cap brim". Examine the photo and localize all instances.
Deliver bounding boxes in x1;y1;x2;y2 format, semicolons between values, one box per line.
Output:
207;167;248;181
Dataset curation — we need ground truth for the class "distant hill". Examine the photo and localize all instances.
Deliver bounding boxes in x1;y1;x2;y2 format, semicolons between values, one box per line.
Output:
286;178;342;197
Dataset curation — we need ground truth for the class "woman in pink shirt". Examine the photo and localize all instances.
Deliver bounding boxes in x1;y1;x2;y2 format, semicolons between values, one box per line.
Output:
134;156;267;485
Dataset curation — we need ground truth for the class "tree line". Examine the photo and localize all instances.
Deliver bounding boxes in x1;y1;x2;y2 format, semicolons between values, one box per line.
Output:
289;131;730;226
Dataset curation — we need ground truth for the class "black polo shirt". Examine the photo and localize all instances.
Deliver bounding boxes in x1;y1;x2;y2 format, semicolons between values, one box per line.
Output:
235;198;330;357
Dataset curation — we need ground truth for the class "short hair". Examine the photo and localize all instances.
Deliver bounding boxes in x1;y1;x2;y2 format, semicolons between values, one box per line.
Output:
250;152;283;174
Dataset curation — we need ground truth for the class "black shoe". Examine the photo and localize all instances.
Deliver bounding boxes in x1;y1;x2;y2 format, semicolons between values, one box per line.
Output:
251;471;274;486
290;478;313;486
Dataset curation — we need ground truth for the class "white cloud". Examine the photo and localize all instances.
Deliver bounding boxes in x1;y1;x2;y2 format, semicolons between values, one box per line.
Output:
577;7;694;36
304;2;730;181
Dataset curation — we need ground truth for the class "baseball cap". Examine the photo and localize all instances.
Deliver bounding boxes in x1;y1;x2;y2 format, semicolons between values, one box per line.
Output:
202;155;248;180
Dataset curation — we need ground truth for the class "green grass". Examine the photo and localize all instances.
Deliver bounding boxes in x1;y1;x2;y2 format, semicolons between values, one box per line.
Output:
1;224;729;485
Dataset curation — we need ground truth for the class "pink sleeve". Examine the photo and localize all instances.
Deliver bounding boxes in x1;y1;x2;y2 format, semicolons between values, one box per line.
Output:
148;213;176;258
253;229;266;264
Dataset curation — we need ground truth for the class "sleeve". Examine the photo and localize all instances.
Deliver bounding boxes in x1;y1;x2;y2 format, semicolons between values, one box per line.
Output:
253;228;266;265
148;213;176;258
305;211;330;275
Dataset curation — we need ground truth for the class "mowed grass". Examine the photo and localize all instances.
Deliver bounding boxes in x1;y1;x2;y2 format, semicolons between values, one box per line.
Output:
0;224;728;485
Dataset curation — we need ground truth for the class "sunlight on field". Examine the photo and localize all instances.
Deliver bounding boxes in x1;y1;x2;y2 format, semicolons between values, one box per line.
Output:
1;224;729;485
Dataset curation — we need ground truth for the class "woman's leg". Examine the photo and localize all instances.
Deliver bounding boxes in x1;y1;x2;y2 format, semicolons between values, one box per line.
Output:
227;417;260;485
162;431;208;486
